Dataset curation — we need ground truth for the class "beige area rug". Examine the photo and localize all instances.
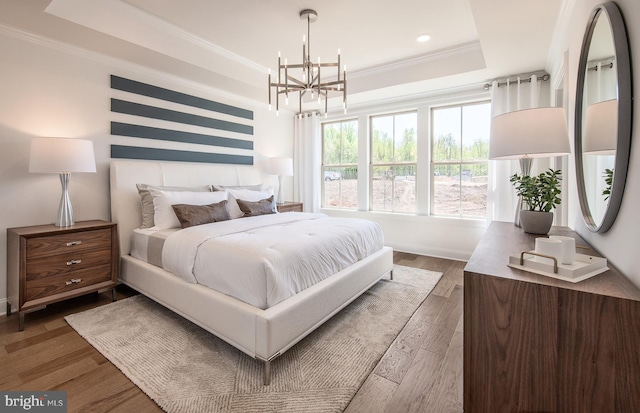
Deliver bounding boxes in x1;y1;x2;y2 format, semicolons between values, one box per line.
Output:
65;265;442;413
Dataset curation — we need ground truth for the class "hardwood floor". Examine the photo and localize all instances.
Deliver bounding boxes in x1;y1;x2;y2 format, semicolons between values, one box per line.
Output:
0;252;464;412
345;252;465;413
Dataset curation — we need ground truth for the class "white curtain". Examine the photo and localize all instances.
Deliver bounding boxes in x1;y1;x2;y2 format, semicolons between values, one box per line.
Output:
294;113;321;212
487;75;542;222
583;59;617;223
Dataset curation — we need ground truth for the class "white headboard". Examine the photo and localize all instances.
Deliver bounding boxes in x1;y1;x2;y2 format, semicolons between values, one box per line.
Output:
109;159;275;256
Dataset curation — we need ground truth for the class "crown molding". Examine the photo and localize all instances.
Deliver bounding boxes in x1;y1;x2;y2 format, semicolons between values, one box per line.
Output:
45;0;267;74
0;22;263;109
349;42;483;80
95;0;266;73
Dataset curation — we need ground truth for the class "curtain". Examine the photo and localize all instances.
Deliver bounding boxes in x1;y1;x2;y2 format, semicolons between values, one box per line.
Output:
293;113;321;212
583;59;617;223
487;75;542;222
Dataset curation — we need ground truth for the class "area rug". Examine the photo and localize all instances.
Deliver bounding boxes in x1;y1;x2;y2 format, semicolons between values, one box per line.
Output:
65;265;442;413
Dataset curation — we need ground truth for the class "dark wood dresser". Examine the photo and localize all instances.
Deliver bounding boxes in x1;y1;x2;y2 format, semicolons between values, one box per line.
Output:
463;221;640;412
6;220;118;331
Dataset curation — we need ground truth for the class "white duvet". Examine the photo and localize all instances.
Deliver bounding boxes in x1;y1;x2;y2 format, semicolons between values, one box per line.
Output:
161;212;384;309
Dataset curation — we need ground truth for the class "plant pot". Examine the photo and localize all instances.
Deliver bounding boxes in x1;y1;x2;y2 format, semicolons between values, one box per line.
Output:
520;210;553;234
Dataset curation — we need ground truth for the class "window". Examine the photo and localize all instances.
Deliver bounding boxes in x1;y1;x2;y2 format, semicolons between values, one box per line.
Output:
431;102;491;217
322;119;358;209
370;112;417;212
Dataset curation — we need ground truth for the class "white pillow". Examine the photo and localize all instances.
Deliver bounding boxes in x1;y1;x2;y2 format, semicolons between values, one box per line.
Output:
227;187;274;219
149;189;228;229
136;184;212;228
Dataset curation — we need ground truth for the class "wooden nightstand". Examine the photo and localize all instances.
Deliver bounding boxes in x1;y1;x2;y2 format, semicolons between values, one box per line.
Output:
277;201;303;213
6;220;119;331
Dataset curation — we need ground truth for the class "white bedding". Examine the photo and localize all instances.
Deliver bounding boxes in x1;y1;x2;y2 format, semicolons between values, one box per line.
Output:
130;227;178;266
161;212;384;309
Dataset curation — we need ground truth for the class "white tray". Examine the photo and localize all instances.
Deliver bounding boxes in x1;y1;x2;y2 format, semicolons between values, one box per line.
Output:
508;252;608;283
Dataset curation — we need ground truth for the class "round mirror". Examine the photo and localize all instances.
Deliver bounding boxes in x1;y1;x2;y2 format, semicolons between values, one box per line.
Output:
575;2;632;233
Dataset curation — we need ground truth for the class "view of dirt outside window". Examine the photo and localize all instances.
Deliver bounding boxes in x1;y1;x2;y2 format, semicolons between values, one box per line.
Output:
322;119;358;209
322;102;490;216
370;111;417;213
431;101;491;217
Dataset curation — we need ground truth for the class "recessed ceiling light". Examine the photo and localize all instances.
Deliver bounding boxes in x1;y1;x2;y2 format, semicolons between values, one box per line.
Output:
416;34;431;43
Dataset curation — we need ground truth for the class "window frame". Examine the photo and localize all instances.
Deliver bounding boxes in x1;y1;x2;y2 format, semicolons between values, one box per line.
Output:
430;100;491;218
369;110;418;213
321;118;359;209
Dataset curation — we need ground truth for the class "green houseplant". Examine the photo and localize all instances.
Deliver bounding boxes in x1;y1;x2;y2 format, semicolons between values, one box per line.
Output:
510;169;562;234
603;168;613;201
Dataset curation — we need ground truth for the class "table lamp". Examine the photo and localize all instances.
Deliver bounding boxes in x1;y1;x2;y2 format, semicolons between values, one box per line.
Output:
267;157;293;204
29;137;96;227
489;107;570;225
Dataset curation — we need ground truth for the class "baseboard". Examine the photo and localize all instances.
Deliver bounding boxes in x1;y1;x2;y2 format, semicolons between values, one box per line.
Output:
391;243;471;262
0;298;8;316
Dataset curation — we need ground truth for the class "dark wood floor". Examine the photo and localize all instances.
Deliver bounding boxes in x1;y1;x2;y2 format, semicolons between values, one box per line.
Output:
0;252;464;412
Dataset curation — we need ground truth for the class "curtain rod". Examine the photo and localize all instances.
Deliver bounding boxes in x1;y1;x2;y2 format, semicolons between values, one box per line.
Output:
483;73;550;90
588;62;614;72
297;111;321;118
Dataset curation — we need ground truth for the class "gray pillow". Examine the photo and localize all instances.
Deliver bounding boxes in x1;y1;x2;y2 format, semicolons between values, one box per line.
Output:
136;184;212;228
236;196;277;217
171;200;231;228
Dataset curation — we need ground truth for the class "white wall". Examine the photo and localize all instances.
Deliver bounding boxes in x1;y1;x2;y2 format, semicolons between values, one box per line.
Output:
0;27;294;310
320;209;486;261
550;0;640;288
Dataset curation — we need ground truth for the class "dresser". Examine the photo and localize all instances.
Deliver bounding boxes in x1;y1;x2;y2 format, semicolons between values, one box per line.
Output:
6;220;119;331
463;222;640;412
277;201;303;213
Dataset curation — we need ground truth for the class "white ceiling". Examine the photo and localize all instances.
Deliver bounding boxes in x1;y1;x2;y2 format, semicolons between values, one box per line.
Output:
0;0;564;111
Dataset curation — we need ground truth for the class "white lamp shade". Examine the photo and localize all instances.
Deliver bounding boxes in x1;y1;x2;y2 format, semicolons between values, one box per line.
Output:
489;107;570;160
267;157;294;176
29;137;96;173
583;99;617;155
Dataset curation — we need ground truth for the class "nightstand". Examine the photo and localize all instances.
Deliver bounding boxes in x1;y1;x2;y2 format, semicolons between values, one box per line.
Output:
277;201;303;213
6;220;119;331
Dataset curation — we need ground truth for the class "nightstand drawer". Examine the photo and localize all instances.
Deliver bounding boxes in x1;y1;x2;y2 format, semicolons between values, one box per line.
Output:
26;247;112;280
25;264;112;302
26;228;112;259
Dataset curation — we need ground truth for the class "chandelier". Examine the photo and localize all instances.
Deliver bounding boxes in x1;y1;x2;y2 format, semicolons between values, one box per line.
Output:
268;9;347;117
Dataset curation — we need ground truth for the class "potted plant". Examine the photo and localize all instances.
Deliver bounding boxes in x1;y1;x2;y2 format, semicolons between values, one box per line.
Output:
510;169;562;234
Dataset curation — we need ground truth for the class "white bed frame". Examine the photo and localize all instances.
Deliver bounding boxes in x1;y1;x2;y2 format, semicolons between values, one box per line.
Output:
109;159;393;384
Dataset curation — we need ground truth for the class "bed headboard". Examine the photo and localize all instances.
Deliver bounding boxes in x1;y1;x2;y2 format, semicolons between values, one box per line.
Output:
109;159;275;256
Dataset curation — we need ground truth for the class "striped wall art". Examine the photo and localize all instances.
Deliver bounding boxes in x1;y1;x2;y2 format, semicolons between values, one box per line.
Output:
109;75;254;165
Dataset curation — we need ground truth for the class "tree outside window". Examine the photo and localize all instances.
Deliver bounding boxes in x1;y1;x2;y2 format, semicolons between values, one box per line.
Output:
370;112;417;213
431;102;490;217
322;120;358;209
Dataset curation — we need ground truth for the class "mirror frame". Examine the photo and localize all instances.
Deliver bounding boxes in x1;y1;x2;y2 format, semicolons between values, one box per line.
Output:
575;2;632;233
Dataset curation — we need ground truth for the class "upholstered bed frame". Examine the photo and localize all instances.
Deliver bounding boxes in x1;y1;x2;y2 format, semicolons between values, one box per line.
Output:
109;159;393;384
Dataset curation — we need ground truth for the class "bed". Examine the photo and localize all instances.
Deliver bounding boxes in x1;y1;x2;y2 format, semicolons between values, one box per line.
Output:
109;159;394;384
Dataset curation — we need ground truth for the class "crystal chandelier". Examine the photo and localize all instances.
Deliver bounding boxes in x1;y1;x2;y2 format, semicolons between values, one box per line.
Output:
268;9;347;117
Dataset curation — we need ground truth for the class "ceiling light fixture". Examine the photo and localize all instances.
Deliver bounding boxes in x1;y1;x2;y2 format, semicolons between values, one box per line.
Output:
416;34;431;43
268;9;347;117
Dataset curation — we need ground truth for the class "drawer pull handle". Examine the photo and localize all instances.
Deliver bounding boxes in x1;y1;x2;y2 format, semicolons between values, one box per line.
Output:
66;241;82;247
65;278;82;285
66;259;82;266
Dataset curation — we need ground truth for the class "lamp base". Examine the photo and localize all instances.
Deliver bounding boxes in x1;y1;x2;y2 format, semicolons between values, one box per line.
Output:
276;175;285;205
56;172;74;227
514;157;534;227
